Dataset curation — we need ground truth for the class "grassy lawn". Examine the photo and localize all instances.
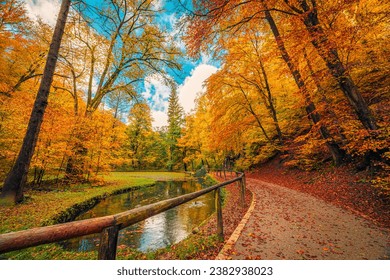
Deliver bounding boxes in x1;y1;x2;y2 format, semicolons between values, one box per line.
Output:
106;171;186;182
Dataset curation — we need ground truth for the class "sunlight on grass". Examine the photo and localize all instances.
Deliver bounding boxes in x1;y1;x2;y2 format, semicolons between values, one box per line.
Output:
104;172;186;182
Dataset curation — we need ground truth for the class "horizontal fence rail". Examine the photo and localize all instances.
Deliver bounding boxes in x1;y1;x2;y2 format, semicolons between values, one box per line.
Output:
0;171;246;259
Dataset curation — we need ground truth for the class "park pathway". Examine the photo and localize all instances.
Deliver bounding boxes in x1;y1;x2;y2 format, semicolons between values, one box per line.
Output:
217;178;389;260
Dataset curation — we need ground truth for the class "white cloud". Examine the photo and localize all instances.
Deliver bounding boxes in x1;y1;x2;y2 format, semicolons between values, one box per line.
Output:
178;64;218;114
25;0;61;26
141;75;171;128
153;0;165;10
141;75;171;112
152;110;168;129
148;64;218;129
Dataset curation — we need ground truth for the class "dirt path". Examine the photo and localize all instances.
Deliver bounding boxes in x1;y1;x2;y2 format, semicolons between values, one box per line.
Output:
217;178;389;260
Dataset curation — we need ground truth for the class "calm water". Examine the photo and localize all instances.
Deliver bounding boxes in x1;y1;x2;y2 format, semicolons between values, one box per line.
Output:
60;180;215;252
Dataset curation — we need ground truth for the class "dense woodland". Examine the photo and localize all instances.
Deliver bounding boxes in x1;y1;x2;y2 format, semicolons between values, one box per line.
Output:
0;0;389;204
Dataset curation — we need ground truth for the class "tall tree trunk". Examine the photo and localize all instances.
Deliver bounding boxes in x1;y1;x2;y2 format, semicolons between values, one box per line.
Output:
258;59;283;143
303;50;347;143
236;83;272;142
263;6;344;165
301;2;377;131
0;0;71;205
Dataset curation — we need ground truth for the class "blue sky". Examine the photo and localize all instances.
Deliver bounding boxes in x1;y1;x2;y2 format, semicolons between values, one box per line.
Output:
25;0;219;128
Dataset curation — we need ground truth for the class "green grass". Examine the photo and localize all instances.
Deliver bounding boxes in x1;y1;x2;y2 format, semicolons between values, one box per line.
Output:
115;234;222;260
106;171;186;182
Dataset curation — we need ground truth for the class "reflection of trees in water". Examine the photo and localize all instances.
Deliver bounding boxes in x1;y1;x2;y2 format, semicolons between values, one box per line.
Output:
123;192;133;208
163;207;183;245
61;180;215;252
79;238;94;251
118;221;144;249
181;180;198;193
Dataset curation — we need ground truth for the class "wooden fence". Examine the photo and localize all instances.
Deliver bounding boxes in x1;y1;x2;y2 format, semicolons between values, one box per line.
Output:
0;171;246;260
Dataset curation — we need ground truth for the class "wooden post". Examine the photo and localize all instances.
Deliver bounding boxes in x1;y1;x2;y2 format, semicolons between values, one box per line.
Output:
240;178;246;207
98;225;120;260
215;188;224;239
223;169;226;180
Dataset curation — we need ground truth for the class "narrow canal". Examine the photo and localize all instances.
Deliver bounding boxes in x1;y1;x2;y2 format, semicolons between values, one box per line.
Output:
61;180;215;252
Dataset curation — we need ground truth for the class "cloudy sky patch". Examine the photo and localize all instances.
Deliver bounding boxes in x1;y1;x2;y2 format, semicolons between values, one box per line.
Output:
178;64;218;114
25;0;60;26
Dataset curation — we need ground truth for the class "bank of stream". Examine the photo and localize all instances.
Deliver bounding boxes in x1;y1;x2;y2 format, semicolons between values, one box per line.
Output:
60;179;216;253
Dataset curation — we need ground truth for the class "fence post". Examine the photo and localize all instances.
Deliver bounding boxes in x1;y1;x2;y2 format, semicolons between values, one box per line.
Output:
98;225;120;260
240;177;246;207
215;188;224;239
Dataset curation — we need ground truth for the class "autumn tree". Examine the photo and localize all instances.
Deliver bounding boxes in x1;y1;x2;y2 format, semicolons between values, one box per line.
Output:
178;92;227;171
178;115;204;170
55;0;181;179
0;0;28;34
278;0;377;131
0;1;48;97
184;0;389;170
0;0;71;204
66;0;182;116
184;0;345;164
219;31;284;144
126;102;156;169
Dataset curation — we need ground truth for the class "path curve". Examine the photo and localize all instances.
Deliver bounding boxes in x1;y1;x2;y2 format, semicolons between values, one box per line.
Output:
218;178;389;260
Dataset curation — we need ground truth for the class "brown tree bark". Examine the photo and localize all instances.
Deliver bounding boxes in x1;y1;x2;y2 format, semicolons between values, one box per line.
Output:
303;50;347;143
0;0;71;205
293;0;377;131
258;59;283;143
263;6;345;165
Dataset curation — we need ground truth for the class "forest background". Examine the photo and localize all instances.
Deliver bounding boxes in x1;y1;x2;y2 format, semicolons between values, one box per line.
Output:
0;0;388;204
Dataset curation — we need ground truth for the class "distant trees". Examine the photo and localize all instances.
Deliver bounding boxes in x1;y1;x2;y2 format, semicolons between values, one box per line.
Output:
126;102;154;169
167;87;184;171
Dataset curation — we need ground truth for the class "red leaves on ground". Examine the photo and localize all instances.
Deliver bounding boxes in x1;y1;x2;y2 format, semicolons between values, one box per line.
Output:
247;156;389;228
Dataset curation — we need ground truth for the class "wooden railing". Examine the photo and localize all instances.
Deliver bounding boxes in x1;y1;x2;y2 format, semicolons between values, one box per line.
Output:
0;171;246;260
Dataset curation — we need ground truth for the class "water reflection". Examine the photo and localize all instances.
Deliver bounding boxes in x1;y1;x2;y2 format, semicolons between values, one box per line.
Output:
60;180;215;252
